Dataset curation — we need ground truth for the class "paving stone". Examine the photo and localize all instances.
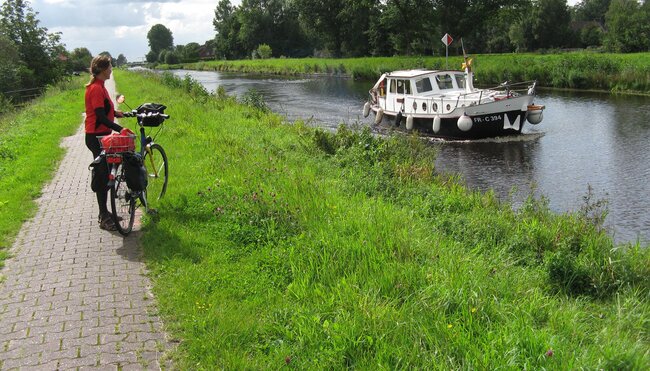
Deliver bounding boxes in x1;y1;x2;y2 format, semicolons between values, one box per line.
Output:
0;79;171;369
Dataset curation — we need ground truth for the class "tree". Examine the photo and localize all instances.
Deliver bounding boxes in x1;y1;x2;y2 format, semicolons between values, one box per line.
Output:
0;33;24;96
338;0;381;56
164;51;179;65
181;42;201;62
573;0;611;23
0;0;65;87
578;23;604;48
69;47;92;72
603;0;650;52
213;0;244;59
295;0;346;56
532;0;572;49
115;54;127;67
146;50;157;63
379;0;436;55
147;24;174;57
213;0;308;59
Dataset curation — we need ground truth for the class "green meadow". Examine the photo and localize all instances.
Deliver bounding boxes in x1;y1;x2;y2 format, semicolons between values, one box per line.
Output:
163;52;650;95
0;70;647;368
114;70;649;368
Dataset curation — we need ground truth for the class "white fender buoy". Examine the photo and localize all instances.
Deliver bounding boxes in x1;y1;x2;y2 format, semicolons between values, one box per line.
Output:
374;108;384;124
363;102;371;118
432;116;441;133
406;115;414;131
457;114;473;132
527;111;543;125
526;105;545;125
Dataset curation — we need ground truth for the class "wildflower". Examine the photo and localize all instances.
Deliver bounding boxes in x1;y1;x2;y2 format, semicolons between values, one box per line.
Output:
447;324;453;329
471;307;477;313
545;348;554;357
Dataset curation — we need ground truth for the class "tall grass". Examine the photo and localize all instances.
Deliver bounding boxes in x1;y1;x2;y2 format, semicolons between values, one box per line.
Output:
163;52;650;94
0;76;86;267
114;69;649;369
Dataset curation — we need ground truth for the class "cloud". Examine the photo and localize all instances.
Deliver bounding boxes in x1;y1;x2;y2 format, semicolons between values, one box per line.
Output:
30;0;230;61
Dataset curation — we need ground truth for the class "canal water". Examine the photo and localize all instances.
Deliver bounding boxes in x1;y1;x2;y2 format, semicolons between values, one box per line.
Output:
171;70;650;245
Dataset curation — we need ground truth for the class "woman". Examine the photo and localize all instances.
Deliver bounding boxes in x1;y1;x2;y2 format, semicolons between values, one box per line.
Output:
84;55;126;231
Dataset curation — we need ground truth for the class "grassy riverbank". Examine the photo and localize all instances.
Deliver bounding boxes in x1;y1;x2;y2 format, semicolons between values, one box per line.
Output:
0;77;85;268
113;69;649;369
162;52;650;95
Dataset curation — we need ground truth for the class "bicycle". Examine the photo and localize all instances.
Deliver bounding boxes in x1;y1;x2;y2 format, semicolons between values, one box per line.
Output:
97;100;169;235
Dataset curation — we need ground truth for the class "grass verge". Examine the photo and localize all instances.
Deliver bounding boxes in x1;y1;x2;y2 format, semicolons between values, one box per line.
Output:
160;52;650;95
0;76;86;268
113;69;649;369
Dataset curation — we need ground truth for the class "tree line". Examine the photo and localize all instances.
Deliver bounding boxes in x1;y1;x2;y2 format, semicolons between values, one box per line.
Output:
225;0;650;58
149;0;647;63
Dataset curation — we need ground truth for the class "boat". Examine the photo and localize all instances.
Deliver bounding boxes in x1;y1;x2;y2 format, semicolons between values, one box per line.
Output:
363;58;545;140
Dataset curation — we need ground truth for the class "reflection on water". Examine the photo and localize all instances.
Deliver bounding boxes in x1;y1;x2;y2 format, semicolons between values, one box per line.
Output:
432;134;542;208
172;70;650;245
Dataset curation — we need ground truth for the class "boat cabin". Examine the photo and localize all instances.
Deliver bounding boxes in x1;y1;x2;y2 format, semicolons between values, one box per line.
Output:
372;70;477;115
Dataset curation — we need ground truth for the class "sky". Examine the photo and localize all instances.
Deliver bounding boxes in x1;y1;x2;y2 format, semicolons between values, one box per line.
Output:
27;0;242;62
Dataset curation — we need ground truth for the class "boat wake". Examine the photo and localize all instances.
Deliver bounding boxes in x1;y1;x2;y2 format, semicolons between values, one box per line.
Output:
424;131;545;144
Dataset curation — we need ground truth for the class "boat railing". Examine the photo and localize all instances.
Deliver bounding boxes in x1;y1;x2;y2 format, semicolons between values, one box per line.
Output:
441;80;536;114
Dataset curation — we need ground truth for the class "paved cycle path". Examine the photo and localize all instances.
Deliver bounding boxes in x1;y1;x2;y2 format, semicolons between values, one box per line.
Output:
0;78;170;369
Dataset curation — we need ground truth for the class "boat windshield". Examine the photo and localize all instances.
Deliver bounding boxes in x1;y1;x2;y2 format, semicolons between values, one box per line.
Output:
455;74;466;89
435;74;454;90
415;77;433;93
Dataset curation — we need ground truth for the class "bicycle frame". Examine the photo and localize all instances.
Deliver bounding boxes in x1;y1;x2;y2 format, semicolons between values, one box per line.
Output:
138;126;158;176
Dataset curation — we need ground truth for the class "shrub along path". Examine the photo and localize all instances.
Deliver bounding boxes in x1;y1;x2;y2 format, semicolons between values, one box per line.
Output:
0;77;169;369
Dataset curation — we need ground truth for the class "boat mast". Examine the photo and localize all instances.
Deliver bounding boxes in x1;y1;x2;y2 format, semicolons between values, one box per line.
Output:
461;39;475;93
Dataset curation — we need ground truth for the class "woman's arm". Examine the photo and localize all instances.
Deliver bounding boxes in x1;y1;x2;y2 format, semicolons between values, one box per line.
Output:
94;107;123;132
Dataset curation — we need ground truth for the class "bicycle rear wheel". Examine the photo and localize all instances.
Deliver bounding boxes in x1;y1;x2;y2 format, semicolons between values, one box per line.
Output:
143;143;168;209
110;163;136;235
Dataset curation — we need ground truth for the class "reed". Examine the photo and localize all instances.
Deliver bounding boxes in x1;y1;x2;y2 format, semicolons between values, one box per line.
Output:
113;69;649;369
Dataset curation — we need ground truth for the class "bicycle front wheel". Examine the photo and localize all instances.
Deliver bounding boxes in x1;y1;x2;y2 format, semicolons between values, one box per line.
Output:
110;163;136;236
143;143;168;209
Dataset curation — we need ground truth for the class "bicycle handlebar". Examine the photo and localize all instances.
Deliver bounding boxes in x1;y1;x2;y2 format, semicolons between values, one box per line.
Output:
122;110;170;120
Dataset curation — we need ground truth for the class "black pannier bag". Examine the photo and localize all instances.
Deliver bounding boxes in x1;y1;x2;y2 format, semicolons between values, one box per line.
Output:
136;103;167;127
122;152;148;191
88;156;107;192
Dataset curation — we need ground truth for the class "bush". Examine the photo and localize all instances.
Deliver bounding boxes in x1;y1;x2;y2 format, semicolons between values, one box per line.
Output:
257;44;272;59
240;89;269;113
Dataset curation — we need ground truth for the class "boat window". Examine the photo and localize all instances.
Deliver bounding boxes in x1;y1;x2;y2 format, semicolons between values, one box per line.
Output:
455;74;466;89
415;77;433;93
435;74;454;90
389;79;396;93
395;79;412;94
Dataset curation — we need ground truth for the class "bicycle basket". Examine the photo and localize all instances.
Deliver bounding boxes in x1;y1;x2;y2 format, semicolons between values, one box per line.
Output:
136;103;167;127
100;133;136;154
